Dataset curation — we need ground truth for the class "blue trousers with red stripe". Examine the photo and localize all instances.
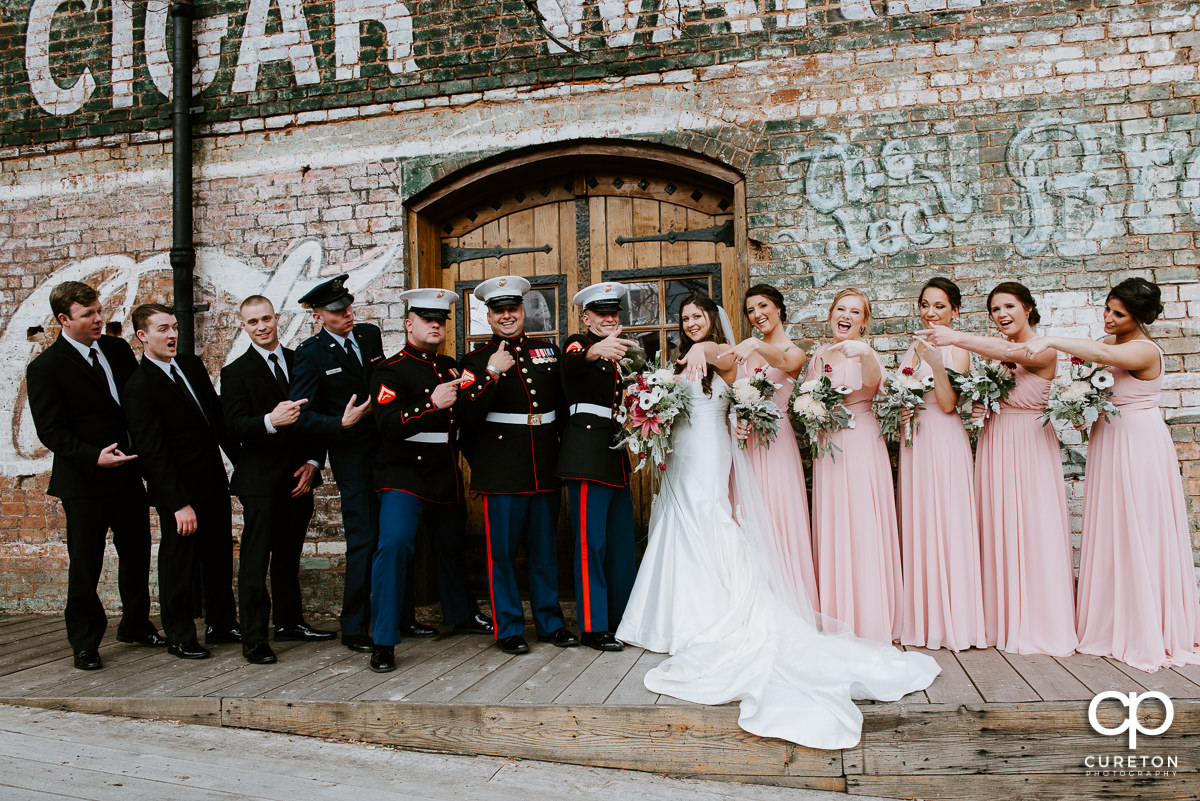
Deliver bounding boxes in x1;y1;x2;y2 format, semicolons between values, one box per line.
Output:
483;492;567;640
371;490;473;646
566;479;636;634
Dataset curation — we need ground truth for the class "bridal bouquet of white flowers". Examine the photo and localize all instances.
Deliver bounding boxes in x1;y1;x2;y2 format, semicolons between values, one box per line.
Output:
614;363;691;472
789;375;855;461
723;367;783;451
874;367;935;447
1039;356;1119;442
946;357;1017;439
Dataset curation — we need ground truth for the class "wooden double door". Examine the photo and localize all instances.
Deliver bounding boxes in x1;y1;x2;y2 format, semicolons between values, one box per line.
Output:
407;147;745;602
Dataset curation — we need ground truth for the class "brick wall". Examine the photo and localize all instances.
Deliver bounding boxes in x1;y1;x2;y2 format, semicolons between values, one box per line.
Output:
1;0;1197;612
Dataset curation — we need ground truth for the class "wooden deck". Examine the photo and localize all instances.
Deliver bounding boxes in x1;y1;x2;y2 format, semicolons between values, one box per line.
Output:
2;613;1198;800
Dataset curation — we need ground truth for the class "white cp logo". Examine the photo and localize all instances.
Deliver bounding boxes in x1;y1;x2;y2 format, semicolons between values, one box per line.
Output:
1088;691;1174;749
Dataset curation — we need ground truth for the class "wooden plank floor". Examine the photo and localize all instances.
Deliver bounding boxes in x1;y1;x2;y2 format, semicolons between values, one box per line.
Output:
3;613;1199;800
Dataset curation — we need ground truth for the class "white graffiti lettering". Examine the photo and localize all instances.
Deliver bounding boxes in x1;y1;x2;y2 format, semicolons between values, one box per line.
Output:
26;0;97;115
231;0;322;93
335;0;417;80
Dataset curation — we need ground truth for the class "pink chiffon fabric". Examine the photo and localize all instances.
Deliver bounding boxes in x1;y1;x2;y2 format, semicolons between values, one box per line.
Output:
810;355;901;643
975;364;1078;656
741;364;819;611
897;345;987;651
1075;344;1200;671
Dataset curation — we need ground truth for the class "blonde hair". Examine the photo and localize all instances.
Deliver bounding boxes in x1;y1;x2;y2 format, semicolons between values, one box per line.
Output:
827;288;872;334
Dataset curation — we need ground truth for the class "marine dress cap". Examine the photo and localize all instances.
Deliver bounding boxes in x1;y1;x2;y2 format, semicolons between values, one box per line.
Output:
572;282;628;313
298;273;353;311
474;275;531;309
400;288;459;321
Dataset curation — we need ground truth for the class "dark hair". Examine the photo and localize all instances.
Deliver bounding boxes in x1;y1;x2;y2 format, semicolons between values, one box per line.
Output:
1107;277;1162;326
919;277;962;311
132;303;174;333
986;281;1040;327
675;293;726;396
744;284;786;321
49;281;99;321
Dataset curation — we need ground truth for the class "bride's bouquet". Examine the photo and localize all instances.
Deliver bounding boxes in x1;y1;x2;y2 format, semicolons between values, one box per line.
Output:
723;367;783;450
617;345;648;381
789;375;855;461
874;367;935;447
614;364;691;472
1039;356;1119;442
946;357;1017;438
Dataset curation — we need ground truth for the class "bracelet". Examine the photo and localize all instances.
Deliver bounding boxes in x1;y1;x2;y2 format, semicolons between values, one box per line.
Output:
486;365;500;377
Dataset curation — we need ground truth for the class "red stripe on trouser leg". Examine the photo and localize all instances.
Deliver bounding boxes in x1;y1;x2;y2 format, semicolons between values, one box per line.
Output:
483;498;498;641
579;482;591;632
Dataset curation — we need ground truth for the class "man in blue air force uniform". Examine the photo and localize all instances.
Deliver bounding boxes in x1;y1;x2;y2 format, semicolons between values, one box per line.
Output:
366;289;492;672
557;283;638;652
457;276;578;655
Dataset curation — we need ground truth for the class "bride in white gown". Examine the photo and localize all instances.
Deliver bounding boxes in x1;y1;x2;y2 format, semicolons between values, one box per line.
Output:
615;294;940;750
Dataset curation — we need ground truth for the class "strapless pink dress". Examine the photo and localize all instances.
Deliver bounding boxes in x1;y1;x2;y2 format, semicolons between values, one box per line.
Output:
975;364;1078;656
897;345;987;651
1075;344;1200;671
810;356;901;643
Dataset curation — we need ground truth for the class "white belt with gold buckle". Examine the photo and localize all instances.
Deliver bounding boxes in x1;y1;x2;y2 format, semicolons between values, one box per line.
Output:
405;432;450;444
485;411;557;426
569;403;613;420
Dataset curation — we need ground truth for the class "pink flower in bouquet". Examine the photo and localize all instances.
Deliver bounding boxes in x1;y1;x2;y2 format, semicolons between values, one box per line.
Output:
901;366;914;376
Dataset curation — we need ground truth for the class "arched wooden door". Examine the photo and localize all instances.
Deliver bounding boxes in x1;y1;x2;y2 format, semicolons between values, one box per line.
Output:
407;143;747;597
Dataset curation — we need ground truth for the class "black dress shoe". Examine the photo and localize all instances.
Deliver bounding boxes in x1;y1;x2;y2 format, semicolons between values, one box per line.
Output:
452;612;494;636
497;635;529;655
580;631;624;652
341;634;374;653
537;628;580;647
242;640;278;665
399;622;438;638
116;630;167;647
204;625;242;644
167;640;212;660
369;645;396;673
274;622;337;642
73;650;102;670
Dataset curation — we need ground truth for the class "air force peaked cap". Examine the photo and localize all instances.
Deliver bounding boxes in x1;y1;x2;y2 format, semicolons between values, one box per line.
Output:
474;275;531;309
298;274;354;311
572;282;628;313
400;288;459;321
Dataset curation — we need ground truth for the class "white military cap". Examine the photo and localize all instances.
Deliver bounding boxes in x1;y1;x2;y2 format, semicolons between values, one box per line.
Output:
572;282;628;313
473;275;531;309
399;288;459;321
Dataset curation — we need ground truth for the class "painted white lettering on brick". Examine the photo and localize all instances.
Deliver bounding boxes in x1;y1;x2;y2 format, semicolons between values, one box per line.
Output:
334;0;417;80
26;0;97;115
145;8;230;99
232;0;321;93
111;0;134;108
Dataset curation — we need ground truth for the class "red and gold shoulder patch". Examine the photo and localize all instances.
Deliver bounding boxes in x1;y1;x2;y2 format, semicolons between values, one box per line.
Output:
565;341;585;354
459;369;475;388
376;384;397;404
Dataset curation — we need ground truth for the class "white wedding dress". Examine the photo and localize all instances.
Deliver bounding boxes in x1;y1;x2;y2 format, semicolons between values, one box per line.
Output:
615;375;940;749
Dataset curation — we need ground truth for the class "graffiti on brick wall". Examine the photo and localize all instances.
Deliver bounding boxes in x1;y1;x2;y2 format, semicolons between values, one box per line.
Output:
784;116;1196;284
23;0;982;116
1;239;393;476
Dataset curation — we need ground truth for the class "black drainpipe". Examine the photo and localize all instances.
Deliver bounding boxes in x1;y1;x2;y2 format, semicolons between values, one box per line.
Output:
169;0;196;355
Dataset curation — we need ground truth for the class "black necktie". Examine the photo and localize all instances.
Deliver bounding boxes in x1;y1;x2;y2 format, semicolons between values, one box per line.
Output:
345;338;361;366
88;347;108;386
171;364;207;422
269;352;289;396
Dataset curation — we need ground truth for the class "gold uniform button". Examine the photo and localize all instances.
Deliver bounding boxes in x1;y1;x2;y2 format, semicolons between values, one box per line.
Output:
526;378;532;384
522;368;528;374
426;403;432;408
530;390;537;395
498;435;503;440
425;388;431;394
532;402;539;408
586;424;592;430
417;455;422;461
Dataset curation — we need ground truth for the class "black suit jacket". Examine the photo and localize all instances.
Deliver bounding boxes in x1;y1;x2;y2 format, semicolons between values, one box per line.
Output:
221;346;324;498
123;353;238;511
291;324;384;479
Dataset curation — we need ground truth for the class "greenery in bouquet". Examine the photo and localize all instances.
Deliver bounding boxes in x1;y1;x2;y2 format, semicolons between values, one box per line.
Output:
789;375;855;461
874;367;935;447
723;367;783;451
1039;356;1120;442
946;357;1017;439
613;362;691;472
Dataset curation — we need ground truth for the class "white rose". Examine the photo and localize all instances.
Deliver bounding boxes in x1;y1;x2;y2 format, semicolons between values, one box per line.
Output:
733;385;760;405
652;368;675;385
1059;380;1091;403
798;380;819;393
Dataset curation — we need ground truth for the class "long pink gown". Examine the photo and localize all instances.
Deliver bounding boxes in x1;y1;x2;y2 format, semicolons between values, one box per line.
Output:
741;364;819;611
810;355;901;643
1075;344;1200;671
975;364;1078;656
897;345;987;651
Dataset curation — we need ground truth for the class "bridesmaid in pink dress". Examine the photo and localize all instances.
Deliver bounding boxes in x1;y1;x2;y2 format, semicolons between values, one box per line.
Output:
729;284;818;611
919;281;1077;656
898;278;987;651
807;288;900;643
1022;278;1200;671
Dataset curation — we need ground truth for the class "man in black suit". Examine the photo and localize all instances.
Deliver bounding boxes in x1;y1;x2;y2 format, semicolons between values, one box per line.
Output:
123;303;240;660
25;281;164;671
220;295;337;665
